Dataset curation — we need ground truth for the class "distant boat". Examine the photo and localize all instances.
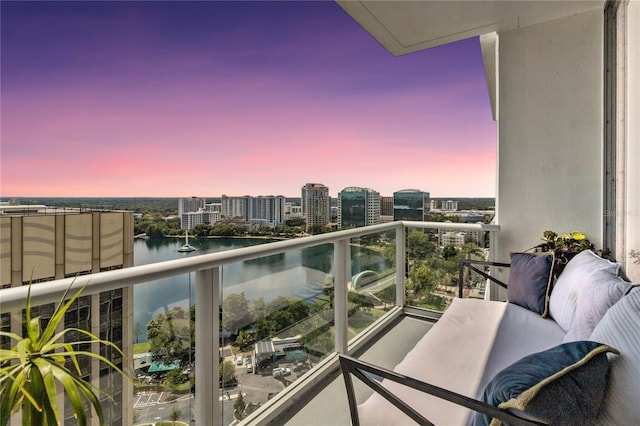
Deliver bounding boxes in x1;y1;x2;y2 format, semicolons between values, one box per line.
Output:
177;231;196;252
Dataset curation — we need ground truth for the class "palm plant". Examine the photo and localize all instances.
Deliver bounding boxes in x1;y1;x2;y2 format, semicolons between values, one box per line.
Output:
0;284;128;426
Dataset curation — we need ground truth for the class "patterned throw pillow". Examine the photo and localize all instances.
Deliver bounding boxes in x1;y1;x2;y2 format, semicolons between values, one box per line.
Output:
470;341;619;426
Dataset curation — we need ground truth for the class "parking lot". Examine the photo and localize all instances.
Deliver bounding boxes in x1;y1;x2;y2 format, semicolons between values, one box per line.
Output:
227;350;313;406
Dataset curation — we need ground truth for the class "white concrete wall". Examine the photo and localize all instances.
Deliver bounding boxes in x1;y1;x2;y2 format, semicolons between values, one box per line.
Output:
623;0;640;281
496;9;604;260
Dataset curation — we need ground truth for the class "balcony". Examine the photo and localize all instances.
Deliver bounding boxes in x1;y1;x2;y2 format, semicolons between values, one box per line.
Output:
1;220;499;425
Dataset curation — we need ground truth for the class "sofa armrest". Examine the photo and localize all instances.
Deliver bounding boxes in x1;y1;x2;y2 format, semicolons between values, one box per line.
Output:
339;354;544;426
458;259;511;298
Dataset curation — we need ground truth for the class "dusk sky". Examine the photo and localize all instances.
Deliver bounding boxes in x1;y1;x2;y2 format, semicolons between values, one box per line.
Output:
1;1;496;199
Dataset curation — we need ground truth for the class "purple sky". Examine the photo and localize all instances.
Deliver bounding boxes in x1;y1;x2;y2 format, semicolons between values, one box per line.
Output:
1;1;496;198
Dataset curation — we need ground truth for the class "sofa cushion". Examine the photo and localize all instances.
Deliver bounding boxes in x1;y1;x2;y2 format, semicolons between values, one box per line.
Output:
507;252;555;316
549;250;620;332
563;270;631;342
471;341;619;426
590;286;640;425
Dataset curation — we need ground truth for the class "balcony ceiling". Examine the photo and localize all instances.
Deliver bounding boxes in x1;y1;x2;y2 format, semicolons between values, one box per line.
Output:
336;0;605;55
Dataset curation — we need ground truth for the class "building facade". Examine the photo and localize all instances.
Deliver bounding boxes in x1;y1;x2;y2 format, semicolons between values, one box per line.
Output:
338;187;380;229
179;197;206;229
393;189;429;221
252;195;286;227
380;196;394;217
301;183;331;231
0;208;134;425
221;195;286;227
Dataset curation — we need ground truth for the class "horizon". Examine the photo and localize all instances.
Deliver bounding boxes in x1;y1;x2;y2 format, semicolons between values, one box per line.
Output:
1;1;496;199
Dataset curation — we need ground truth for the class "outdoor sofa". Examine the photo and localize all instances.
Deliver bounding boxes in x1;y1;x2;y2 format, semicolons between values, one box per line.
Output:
340;250;639;425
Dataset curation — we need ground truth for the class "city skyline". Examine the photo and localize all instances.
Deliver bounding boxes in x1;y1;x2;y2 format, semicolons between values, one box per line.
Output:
1;1;496;198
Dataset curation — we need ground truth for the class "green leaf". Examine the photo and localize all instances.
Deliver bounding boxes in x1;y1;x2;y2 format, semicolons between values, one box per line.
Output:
48;361;108;426
27;364;46;425
26;316;41;349
33;358;61;426
39;285;83;348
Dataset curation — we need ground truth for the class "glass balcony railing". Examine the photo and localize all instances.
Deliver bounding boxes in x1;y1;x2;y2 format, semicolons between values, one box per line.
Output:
0;221;499;425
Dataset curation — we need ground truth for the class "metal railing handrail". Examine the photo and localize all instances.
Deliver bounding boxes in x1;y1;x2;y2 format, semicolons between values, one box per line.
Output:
0;221;497;311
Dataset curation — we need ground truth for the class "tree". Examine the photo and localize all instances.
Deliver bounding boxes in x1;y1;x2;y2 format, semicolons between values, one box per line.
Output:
407;230;436;259
134;322;142;343
250;297;267;321
308;224;327;235
410;264;439;295
222;293;252;333
146;223;165;238
169;404;182;424
147;306;194;365
442;245;458;260
166;367;189;386
219;359;236;386
191;223;211;237
458;242;484;261
234;392;247;420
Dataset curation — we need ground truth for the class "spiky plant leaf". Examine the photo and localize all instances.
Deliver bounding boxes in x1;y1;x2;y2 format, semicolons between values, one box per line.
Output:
0;283;130;426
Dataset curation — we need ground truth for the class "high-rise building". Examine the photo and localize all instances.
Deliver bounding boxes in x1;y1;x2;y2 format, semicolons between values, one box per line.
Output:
179;197;206;229
0;206;134;425
178;197;205;216
251;195;286;227
221;195;247;219
338;187;380;229
301;183;330;231
380;196;394;216
221;195;285;227
393;189;430;221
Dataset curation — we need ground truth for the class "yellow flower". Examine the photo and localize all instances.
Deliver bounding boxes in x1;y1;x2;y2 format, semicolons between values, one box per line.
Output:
571;232;586;240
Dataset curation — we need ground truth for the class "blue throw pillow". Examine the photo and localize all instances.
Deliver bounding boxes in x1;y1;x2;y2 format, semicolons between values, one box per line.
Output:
508;252;555;316
470;341;619;426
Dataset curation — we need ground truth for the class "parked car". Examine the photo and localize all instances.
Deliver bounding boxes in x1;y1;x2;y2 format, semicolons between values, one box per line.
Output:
272;367;291;378
246;363;252;373
236;355;243;365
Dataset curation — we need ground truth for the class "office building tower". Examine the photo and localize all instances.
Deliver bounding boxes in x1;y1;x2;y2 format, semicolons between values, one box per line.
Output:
0;206;134;425
380;196;394;217
393;189;430;221
301;183;330;231
338;187;380;229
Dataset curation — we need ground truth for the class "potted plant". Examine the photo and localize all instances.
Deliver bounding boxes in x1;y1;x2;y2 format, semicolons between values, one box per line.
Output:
534;230;602;276
0;284;129;426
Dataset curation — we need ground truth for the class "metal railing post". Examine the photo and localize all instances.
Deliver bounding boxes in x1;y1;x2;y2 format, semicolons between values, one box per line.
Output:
334;239;349;354
195;267;220;424
487;228;500;301
395;223;406;307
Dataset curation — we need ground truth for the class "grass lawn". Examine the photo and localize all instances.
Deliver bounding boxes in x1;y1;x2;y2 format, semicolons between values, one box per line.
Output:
133;342;151;354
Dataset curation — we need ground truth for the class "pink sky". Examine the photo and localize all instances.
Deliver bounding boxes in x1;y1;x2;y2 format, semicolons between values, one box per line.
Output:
1;1;496;199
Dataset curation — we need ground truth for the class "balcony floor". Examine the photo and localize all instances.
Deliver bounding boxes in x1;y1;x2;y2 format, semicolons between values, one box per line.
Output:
273;315;435;425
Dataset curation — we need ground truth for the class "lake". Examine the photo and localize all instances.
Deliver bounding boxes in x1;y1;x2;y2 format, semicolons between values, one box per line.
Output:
133;237;390;341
